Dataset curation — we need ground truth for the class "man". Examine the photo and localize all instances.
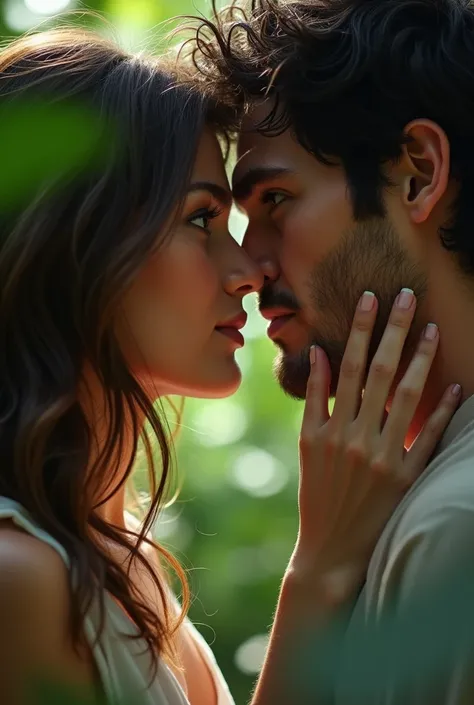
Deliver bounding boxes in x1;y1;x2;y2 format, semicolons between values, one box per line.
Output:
189;0;474;702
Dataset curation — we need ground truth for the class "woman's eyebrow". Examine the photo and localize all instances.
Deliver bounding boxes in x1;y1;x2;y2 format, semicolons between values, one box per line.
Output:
187;181;232;207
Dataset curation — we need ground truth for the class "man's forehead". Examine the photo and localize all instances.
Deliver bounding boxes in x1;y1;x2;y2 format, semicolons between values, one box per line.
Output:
242;99;275;128
232;100;302;198
233;127;295;192
236;122;267;161
236;99;280;152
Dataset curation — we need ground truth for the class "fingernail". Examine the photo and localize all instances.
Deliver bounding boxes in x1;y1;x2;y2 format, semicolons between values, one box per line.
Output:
451;383;462;397
423;323;438;341
358;290;375;312
396;287;414;310
310;345;317;365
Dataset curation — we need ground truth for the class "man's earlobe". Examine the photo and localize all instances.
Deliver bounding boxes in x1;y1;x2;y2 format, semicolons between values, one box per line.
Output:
401;119;450;224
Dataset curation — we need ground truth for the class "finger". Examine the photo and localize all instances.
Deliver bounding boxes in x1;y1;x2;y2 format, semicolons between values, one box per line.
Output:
331;290;378;425
358;288;416;431
381;322;440;454
302;346;331;436
402;384;461;481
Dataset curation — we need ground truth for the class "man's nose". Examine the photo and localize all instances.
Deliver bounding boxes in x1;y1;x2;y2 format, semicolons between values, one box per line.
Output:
224;257;264;297
242;225;280;284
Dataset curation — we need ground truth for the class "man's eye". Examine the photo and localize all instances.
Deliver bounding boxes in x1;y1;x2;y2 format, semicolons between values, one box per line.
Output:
262;191;287;207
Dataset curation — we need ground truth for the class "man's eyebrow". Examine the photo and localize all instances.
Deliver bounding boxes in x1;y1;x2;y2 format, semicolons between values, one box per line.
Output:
187;181;232;208
232;167;293;202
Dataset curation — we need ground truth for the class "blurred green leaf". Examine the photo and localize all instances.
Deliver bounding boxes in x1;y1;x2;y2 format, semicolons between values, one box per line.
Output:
29;677;105;705
0;98;115;211
106;0;165;26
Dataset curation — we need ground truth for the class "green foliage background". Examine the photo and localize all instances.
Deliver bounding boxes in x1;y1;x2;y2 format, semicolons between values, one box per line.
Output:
0;1;304;703
6;5;472;705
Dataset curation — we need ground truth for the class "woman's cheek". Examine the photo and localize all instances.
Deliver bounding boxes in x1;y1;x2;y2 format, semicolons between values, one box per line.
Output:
125;238;221;357
176;245;222;316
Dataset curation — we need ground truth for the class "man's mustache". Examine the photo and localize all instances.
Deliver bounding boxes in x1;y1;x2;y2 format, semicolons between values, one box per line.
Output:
258;286;300;313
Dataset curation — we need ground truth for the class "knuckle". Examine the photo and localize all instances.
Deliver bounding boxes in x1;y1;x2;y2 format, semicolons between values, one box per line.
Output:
370;455;392;477
396;383;420;405
416;340;435;357
423;415;443;438
299;423;325;450
305;372;319;395
389;312;410;330
353;317;374;334
325;431;343;456
340;356;363;380
345;441;369;464
305;380;318;400
371;359;396;380
299;431;313;451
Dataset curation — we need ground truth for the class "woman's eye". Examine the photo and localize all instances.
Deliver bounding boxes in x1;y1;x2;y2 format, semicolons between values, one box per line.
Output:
189;213;210;230
188;206;221;233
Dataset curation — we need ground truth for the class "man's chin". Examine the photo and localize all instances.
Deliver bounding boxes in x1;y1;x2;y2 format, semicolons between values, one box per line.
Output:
273;345;342;400
274;348;311;400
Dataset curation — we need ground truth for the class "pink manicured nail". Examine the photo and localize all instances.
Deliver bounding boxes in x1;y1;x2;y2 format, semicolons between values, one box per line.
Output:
451;384;462;397
358;291;375;312
423;323;438;341
396;288;414;310
310;346;317;365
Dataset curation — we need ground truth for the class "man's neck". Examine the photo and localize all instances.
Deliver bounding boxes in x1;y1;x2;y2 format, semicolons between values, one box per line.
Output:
406;263;474;445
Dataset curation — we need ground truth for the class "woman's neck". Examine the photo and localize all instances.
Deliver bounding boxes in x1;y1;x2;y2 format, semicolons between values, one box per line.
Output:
95;483;127;531
79;364;145;534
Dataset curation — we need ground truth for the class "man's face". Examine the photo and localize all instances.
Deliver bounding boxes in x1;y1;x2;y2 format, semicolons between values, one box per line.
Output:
233;108;427;399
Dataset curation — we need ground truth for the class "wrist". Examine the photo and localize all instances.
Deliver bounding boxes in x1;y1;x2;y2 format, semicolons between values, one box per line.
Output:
283;558;364;610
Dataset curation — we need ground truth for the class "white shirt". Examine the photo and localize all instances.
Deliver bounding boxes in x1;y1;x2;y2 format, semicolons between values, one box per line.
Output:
0;496;235;705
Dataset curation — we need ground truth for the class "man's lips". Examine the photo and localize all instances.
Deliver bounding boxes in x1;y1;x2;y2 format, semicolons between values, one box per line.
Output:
267;314;295;339
260;308;296;340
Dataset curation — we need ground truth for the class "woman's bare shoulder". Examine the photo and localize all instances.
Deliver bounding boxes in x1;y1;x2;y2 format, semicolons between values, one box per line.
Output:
0;519;100;703
0;518;68;580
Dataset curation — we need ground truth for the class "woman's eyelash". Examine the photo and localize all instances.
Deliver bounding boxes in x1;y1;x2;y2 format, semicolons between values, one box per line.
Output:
204;205;222;220
188;205;223;230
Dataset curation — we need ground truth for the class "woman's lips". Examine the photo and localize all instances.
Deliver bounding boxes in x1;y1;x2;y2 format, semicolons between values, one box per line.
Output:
215;327;245;346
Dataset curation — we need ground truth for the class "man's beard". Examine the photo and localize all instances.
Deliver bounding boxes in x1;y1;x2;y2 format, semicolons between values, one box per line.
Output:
273;220;428;400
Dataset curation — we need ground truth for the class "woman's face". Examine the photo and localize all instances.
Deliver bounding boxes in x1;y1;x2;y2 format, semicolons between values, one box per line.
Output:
118;128;263;399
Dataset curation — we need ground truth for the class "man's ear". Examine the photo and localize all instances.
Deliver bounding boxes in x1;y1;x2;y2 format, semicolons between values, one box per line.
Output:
399;119;450;224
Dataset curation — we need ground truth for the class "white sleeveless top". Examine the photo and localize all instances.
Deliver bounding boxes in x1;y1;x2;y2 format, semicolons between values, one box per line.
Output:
0;496;235;705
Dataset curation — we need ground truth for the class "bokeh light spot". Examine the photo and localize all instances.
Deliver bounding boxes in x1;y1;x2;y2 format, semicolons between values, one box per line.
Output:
24;0;71;14
193;400;248;447
235;634;269;675
231;448;288;497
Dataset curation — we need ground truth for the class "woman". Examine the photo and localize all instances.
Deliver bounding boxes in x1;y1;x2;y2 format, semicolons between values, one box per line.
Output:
0;27;260;705
0;27;459;705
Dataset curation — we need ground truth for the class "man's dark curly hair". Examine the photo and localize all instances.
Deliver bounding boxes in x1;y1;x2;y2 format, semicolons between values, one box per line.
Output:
188;0;474;274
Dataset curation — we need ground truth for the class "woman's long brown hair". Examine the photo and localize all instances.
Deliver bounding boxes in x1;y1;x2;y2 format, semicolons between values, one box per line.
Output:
0;26;232;684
